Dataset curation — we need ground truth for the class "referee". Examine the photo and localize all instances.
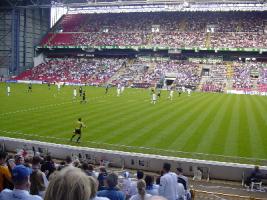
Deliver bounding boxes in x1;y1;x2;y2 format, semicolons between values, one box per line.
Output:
70;118;86;143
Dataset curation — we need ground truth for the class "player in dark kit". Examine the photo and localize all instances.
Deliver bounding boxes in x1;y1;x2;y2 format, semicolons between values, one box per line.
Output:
28;83;32;92
48;82;51;90
157;90;161;98
70;118;86;143
105;84;109;94
81;91;87;103
79;86;83;97
178;88;182;97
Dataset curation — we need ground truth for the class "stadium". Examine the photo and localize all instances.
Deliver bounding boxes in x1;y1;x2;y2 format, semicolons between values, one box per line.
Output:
0;0;267;199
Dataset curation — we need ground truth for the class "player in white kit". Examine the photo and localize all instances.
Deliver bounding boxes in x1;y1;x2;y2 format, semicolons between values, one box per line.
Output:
73;88;77;99
187;88;191;96
168;89;174;100
117;83;121;96
151;92;157;104
7;85;10;96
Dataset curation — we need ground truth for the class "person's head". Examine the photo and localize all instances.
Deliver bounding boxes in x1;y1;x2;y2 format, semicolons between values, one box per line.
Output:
99;166;107;173
45;155;52;162
65;155;72;164
145;175;154;187
106;173;118;188
12;165;32;190
81;162;89;171
88;164;94;171
254;165;260;172
176;167;183;175
78;118;82;122
14;154;24;165
137;170;144;180
73;159;80;168
44;166;91;200
0;151;7;164
162;163;171;173
137;179;146;199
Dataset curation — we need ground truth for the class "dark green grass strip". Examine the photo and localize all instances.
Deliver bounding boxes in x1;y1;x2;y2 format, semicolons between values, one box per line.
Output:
237;96;252;158
195;94;232;154
114;94;205;146
148;93;218;150
208;94;235;155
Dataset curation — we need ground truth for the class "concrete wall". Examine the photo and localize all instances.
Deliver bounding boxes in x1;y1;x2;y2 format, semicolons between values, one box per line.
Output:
1;136;267;182
0;8;50;76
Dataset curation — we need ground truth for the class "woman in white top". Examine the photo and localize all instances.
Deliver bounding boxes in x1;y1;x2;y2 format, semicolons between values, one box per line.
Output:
130;180;152;200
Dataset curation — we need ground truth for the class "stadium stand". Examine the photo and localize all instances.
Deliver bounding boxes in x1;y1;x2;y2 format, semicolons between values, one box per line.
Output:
41;12;267;49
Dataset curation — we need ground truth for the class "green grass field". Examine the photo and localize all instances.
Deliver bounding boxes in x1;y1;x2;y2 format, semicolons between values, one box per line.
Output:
1;83;267;164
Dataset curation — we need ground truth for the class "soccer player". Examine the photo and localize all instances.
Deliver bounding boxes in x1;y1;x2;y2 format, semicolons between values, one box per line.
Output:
79;86;83;97
57;82;61;91
187;88;191;96
28;83;32;92
81;91;87;103
178;88;182;97
121;84;125;94
70;118;86;143
48;82;51;90
73;88;77;100
151;92;157;104
157;90;161;99
6;85;10;96
105;84;109;94
168;89;174;100
117;83;121;96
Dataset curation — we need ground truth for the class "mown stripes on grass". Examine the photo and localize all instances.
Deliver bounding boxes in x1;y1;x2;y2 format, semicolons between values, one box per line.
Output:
1;83;267;163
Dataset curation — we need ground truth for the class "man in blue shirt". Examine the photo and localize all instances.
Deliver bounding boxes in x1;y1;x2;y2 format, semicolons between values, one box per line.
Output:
0;165;42;200
97;173;125;200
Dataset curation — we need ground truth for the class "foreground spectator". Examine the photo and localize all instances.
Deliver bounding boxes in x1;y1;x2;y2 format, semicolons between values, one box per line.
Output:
144;175;159;195
98;166;108;191
245;166;263;187
130;170;144;196
121;171;132;198
130;180;152;200
30;156;48;197
0;151;12;192
97;173;126;200
0;165;42;200
41;155;56;179
176;168;189;191
44;166;91;200
88;176;109;200
158;163;178;200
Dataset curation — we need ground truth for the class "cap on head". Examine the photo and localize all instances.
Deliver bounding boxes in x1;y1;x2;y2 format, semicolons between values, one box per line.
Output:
12;165;32;183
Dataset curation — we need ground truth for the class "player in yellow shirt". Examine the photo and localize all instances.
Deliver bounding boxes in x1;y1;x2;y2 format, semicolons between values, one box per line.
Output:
70;118;86;143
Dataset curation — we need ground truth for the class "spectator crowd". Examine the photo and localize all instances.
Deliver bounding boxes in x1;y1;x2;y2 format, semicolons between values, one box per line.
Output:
41;12;267;49
0;151;192;200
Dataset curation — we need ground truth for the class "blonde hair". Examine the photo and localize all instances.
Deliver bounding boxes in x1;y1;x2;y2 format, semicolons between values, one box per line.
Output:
88;176;98;199
137;179;146;200
44;166;91;200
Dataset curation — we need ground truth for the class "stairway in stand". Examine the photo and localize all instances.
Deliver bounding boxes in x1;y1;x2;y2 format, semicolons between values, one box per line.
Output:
197;64;205;91
205;32;211;48
106;60;131;84
226;62;234;90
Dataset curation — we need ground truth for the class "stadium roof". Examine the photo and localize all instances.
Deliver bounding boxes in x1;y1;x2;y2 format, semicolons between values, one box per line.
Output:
0;0;266;12
0;0;265;8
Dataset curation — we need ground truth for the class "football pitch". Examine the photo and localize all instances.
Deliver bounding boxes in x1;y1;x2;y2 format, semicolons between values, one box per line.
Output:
1;83;267;164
